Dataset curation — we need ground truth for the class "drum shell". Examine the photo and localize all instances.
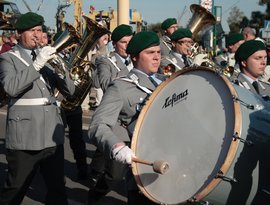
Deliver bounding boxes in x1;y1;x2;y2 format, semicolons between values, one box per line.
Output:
205;85;270;205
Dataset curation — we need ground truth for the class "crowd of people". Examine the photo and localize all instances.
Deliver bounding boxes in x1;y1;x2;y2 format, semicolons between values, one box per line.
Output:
0;6;270;205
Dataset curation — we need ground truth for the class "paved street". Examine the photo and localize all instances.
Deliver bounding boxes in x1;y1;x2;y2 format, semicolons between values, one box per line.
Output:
0;106;127;205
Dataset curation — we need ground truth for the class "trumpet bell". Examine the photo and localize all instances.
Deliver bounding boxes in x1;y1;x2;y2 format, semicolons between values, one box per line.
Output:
222;66;234;78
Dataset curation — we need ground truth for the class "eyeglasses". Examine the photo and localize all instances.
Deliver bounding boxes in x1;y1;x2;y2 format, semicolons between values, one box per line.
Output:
177;40;194;45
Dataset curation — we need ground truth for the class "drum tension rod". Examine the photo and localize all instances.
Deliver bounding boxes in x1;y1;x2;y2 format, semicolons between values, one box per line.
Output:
232;96;254;110
216;170;237;183
233;132;254;146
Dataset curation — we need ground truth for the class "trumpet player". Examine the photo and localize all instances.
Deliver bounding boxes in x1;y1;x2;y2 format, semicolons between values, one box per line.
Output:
0;12;75;205
160;28;208;75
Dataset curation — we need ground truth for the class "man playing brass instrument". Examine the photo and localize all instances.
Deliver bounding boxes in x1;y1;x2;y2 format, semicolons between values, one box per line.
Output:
160;28;208;75
0;12;75;205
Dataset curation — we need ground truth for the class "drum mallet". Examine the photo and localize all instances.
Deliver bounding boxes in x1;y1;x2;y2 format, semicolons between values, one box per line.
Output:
132;157;169;175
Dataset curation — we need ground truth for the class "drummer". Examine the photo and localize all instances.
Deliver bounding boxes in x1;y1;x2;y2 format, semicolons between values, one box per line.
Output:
88;31;165;205
234;39;270;96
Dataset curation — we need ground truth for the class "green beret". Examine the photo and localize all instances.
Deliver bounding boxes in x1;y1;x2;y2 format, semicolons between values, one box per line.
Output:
15;12;44;31
225;33;244;47
170;28;192;41
126;31;160;55
111;24;133;42
161;18;177;30
235;40;266;62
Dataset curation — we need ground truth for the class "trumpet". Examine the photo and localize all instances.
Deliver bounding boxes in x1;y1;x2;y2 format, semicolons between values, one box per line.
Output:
162;64;176;77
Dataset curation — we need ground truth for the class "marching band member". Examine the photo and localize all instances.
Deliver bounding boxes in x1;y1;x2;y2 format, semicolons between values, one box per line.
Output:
0;12;75;205
160;28;208;75
87;24;134;203
160;18;178;57
214;33;244;73
233;39;270;96
88;31;165;205
160;28;193;73
95;24;134;93
228;39;270;205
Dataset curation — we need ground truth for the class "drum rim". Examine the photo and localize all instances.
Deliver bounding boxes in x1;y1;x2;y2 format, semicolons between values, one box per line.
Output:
131;67;242;204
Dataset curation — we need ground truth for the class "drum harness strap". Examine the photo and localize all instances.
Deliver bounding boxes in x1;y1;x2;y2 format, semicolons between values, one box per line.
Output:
118;73;153;132
118;73;153;95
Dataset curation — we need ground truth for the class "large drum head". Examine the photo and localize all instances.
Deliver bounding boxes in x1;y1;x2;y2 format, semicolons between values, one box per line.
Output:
131;68;241;204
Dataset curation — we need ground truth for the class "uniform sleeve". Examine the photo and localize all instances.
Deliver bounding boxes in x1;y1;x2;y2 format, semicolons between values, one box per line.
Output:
95;56;113;92
88;82;125;158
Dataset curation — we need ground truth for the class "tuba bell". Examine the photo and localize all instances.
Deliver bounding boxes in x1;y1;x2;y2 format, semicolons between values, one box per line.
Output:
187;4;234;77
60;15;110;111
49;22;81;76
188;4;217;39
187;4;216;59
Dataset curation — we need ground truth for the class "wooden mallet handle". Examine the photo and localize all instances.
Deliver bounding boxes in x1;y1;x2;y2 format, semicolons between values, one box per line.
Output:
132;157;169;174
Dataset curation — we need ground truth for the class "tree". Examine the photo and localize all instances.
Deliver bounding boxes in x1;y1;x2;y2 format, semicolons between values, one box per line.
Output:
227;6;245;32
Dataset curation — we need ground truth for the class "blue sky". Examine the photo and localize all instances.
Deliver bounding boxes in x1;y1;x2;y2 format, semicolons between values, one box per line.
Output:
13;0;266;32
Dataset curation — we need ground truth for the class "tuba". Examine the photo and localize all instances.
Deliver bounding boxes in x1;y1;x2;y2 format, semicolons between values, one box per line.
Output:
60;15;110;111
187;4;216;59
188;4;217;40
187;4;234;77
49;22;81;76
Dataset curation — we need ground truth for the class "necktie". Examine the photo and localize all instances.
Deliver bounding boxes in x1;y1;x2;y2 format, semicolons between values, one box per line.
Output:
182;55;189;66
125;59;130;66
252;81;260;94
31;50;37;61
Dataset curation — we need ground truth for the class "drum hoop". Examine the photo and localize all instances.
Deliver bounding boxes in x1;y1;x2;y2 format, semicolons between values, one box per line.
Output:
131;67;242;203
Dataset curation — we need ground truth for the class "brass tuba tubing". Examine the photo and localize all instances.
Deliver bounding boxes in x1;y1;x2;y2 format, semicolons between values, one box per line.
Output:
60;16;111;111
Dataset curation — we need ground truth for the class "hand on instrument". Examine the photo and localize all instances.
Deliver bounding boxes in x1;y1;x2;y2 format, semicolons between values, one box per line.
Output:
192;53;208;66
112;144;135;164
33;46;56;71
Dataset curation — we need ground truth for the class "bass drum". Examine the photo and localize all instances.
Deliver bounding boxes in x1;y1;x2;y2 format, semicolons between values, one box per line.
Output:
131;68;270;205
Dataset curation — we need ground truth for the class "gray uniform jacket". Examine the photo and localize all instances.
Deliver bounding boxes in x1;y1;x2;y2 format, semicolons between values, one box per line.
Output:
88;69;165;157
95;52;131;92
233;72;270;96
0;45;75;150
160;35;172;57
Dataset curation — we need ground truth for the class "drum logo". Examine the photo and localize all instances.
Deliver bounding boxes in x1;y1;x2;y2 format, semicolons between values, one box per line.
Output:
162;89;188;109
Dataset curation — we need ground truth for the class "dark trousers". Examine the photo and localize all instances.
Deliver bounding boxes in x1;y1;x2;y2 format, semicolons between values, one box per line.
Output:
0;145;67;205
65;107;87;170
